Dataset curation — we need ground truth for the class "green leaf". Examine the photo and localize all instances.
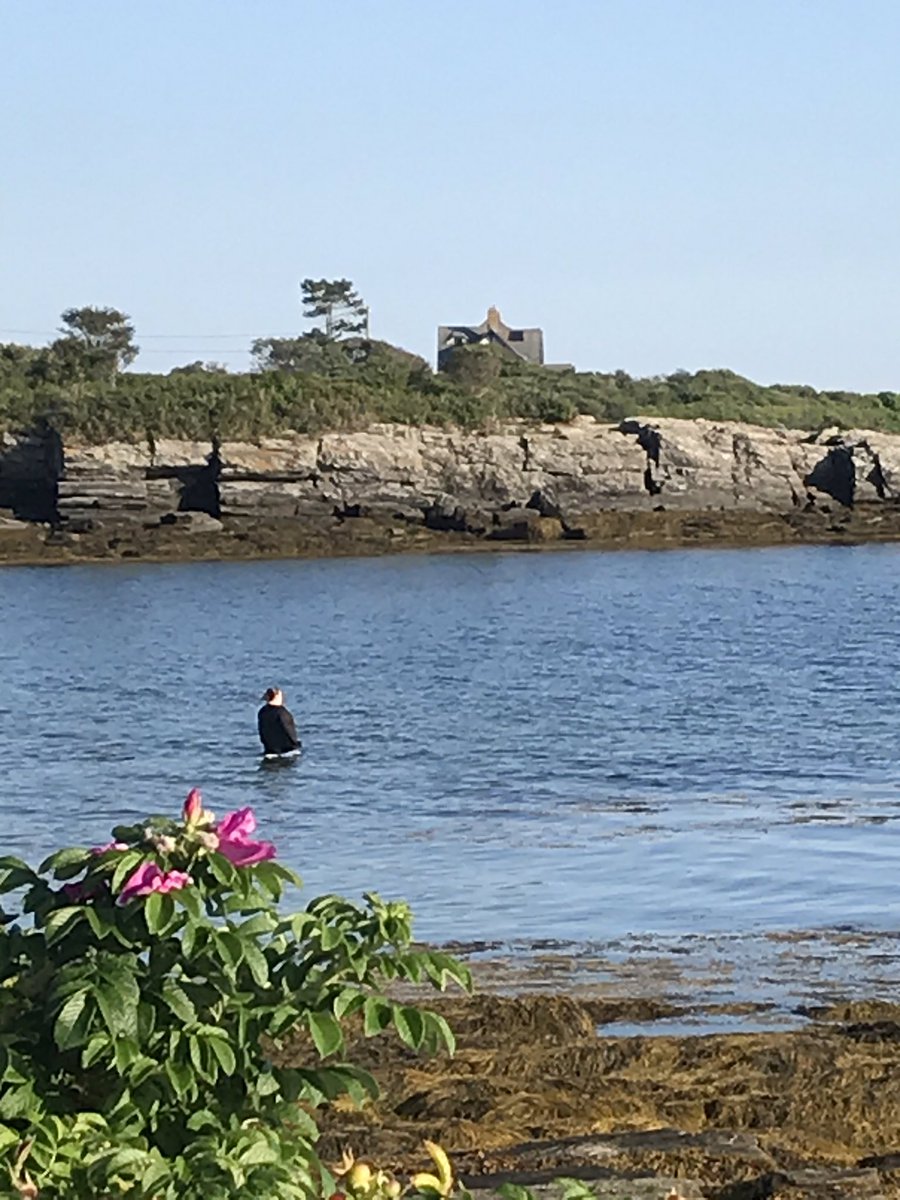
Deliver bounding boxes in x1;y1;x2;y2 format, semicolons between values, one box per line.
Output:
424;951;473;992
185;1108;217;1132
0;1124;19;1153
181;919;208;958
209;854;237;886
320;923;342;952
113;1036;140;1073
497;1186;539;1200
145;891;175;934
0;855;32;872
334;988;364;1020
208;1037;236;1076
270;1002;301;1037
81;905;106;938
307;1011;343;1058
424;1011;457;1056
39;847;91;877
140;1156;172;1193
238;912;276;937
161;979;197;1024
215;929;244;970
82;1033;109;1068
177;885;203;920
255;1071;280;1097
254;860;299;899
0;1082;36;1120
331;1063;378;1106
299;1064;376;1104
95;978;138;1040
43;905;83;944
238;1139;279;1166
393;1004;426;1050
241;940;269;987
363;995;392;1036
92;1147;149;1177
54;989;89;1050
165;1058;193;1100
556;1179;602;1200
0;866;38;894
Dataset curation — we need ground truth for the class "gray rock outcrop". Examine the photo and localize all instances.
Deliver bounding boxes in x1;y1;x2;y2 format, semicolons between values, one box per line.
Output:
3;416;900;537
55;439;216;526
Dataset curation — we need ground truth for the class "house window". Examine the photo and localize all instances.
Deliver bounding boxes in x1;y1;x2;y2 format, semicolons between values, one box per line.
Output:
509;330;524;342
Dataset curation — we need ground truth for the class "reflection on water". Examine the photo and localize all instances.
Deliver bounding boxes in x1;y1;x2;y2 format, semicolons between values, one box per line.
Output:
1;543;899;1010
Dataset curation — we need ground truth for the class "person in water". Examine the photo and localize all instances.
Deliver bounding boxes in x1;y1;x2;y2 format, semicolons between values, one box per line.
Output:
257;687;301;755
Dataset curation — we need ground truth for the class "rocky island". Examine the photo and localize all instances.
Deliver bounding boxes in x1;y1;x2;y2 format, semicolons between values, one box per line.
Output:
2;415;900;566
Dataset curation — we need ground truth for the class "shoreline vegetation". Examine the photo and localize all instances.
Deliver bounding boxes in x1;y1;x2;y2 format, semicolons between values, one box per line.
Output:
5;335;900;446
4;295;900;444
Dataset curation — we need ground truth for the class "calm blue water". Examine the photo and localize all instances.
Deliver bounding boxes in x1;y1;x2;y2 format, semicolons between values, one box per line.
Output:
1;544;899;984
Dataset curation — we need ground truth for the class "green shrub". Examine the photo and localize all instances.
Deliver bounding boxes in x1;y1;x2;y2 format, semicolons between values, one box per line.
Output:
4;334;900;442
0;790;469;1198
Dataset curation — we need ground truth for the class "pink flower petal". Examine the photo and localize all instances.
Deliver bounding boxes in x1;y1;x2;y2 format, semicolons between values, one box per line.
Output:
157;870;193;894
117;863;193;904
216;807;257;841
118;862;162;904
218;837;276;867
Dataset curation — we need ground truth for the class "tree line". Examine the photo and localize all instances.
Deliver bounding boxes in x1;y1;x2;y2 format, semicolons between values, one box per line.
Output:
2;282;900;444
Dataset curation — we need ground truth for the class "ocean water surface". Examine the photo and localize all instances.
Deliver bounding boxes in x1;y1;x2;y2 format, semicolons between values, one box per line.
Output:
1;543;899;1010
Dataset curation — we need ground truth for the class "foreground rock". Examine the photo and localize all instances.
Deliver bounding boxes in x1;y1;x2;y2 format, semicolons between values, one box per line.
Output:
293;993;900;1200
2;417;900;563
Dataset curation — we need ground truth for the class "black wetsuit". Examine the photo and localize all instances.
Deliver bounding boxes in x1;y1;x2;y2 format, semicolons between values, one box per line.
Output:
257;703;300;755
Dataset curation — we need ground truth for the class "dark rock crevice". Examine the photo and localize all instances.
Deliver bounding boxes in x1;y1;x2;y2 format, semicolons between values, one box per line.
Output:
0;428;61;522
804;446;855;508
177;450;221;518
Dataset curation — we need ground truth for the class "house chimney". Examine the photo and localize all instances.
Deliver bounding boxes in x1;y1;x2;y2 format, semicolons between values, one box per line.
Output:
486;306;503;332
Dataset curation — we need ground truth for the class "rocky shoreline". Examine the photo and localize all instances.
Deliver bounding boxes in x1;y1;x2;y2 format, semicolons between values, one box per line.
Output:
3;416;900;566
305;982;900;1200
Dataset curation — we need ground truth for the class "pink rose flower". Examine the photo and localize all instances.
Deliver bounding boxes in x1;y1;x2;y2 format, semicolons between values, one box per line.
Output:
215;807;276;867
117;862;193;905
92;841;128;855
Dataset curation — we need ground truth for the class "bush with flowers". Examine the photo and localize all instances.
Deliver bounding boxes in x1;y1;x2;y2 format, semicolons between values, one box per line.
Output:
0;790;470;1198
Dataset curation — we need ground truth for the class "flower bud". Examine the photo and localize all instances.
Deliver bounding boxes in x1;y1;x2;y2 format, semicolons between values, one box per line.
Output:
183;788;204;825
348;1163;372;1192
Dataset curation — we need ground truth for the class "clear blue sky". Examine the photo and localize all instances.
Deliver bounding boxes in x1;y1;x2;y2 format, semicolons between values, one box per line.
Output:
3;1;898;390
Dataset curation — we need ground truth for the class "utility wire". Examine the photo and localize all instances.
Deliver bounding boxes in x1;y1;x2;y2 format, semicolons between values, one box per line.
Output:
0;328;299;340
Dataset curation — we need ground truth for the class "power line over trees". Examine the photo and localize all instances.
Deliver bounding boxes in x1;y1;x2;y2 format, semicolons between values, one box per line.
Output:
249;333;352;374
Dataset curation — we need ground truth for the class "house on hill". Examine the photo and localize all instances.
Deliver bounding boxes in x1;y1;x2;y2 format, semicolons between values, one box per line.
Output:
437;306;544;371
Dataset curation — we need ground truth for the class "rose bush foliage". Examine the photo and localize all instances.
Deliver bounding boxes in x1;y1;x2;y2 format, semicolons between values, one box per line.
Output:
0;791;469;1198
